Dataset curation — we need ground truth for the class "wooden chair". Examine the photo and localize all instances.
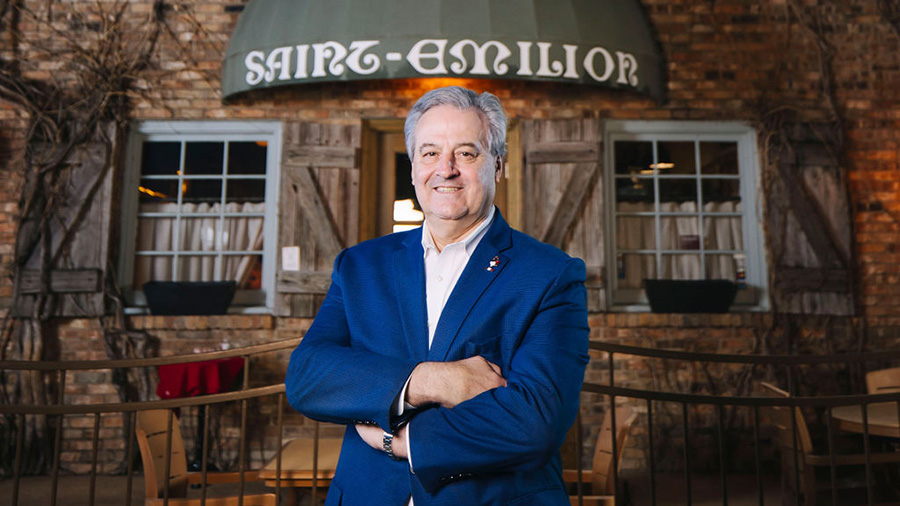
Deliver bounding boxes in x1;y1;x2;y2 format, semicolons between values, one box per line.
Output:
563;406;638;506
758;382;900;506
135;409;276;506
866;367;900;395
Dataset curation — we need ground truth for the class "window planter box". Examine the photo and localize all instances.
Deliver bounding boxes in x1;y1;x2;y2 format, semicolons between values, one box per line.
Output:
142;281;237;315
643;279;737;313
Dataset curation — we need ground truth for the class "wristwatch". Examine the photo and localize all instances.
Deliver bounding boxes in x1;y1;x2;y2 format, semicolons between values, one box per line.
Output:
382;431;402;460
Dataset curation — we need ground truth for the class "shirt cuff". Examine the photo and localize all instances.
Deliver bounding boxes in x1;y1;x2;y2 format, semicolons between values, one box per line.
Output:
406;423;415;473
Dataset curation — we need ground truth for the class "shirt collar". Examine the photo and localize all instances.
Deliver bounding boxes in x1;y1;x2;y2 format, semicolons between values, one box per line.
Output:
421;206;495;257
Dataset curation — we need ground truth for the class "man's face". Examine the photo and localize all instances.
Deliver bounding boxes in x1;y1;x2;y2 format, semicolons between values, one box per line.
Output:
411;105;500;236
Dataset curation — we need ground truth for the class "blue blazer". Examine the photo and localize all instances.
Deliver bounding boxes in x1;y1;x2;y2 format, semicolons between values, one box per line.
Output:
285;210;590;506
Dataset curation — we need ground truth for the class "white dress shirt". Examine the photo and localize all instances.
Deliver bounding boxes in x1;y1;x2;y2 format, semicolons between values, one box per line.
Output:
401;206;495;505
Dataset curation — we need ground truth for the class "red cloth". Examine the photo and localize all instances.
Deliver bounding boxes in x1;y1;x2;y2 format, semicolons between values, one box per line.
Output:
156;357;245;399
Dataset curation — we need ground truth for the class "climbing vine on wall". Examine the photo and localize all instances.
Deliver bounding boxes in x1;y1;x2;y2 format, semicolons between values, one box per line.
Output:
0;0;231;475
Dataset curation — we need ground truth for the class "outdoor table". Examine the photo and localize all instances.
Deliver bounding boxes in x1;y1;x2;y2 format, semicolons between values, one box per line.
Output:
831;402;900;438
259;437;343;506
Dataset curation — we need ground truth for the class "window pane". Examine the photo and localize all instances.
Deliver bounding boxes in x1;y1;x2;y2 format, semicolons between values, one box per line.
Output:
615;177;655;202
614;141;653;175
184;142;224;175
617;253;656;289
226;180;266;203
703;216;743;250
228;141;267;175
141;142;180;176
183;180;223;204
177;255;218;282
658;141;695;175
139;178;179;203
659;178;697;202
659;254;703;280
137;216;175;252
222;215;265;252
660;216;700;250
702;179;740;201
133;255;175;286
706;254;738;280
177;216;220;251
700;142;739;175
616;214;655;250
232;254;262;289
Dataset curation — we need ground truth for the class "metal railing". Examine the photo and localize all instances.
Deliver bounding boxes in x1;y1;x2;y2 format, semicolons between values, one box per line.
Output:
590;340;900;506
0;338;305;506
4;338;900;505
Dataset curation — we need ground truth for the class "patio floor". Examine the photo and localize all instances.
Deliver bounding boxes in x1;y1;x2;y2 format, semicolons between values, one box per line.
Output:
0;472;786;506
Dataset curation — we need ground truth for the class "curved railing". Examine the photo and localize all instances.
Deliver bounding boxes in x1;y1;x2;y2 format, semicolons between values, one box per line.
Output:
3;339;900;506
585;340;900;506
0;338;304;506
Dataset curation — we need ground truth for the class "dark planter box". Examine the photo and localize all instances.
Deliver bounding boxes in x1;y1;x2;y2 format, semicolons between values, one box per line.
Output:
142;281;237;315
643;279;737;314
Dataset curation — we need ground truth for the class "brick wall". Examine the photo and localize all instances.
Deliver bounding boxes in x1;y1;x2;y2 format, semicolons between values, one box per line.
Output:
4;0;900;474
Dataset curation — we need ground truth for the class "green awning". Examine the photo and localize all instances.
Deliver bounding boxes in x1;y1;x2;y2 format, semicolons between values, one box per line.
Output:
222;0;665;101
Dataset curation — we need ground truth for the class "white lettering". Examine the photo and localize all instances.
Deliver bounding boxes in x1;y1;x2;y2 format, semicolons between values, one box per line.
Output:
584;46;614;82
562;44;579;79
264;46;293;82
244;50;266;85
516;42;533;76
616;51;639;86
294;45;309;79
239;38;645;91
406;39;448;74
312;42;348;77
346;40;381;75
448;39;511;75
535;42;564;77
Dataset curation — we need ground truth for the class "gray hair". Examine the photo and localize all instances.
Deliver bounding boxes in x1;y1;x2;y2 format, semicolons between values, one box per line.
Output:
404;86;507;161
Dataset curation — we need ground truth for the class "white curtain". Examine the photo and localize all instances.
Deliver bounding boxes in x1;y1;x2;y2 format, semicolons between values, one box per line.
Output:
135;202;265;287
616;201;742;288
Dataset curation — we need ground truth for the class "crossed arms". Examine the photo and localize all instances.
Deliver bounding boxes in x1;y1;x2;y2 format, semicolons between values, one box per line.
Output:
285;250;589;492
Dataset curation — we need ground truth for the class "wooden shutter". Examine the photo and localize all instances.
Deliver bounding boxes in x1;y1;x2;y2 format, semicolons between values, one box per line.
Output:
276;122;360;317
521;119;604;311
766;123;855;315
12;122;117;317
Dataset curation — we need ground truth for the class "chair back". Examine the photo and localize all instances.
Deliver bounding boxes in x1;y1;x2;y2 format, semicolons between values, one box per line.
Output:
866;367;900;394
591;406;638;495
135;409;190;500
759;382;814;456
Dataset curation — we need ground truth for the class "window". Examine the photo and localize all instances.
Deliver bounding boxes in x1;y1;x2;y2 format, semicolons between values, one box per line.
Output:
119;121;281;312
604;121;767;310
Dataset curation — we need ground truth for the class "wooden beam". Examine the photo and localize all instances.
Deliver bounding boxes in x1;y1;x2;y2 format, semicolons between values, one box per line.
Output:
526;141;601;164
284;145;359;169
775;267;849;293
277;271;332;294
18;269;102;294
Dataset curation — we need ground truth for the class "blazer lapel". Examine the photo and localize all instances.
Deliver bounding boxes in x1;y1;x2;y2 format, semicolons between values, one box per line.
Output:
428;212;513;362
393;231;429;362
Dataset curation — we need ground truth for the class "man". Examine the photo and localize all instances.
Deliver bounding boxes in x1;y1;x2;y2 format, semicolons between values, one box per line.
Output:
285;86;589;505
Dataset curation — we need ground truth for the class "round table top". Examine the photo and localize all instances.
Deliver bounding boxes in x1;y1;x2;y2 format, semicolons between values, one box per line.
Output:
831;402;900;438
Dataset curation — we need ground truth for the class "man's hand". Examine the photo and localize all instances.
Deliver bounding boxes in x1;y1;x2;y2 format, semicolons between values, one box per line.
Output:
406;356;507;408
355;424;408;459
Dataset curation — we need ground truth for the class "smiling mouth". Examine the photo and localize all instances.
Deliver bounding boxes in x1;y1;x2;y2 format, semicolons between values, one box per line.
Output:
434;187;461;193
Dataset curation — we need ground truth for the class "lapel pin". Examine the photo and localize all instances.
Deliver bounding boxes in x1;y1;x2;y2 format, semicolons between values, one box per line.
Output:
486;256;500;272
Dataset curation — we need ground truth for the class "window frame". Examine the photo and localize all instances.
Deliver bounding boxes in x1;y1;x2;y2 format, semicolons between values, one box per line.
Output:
603;120;768;312
119;120;282;313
